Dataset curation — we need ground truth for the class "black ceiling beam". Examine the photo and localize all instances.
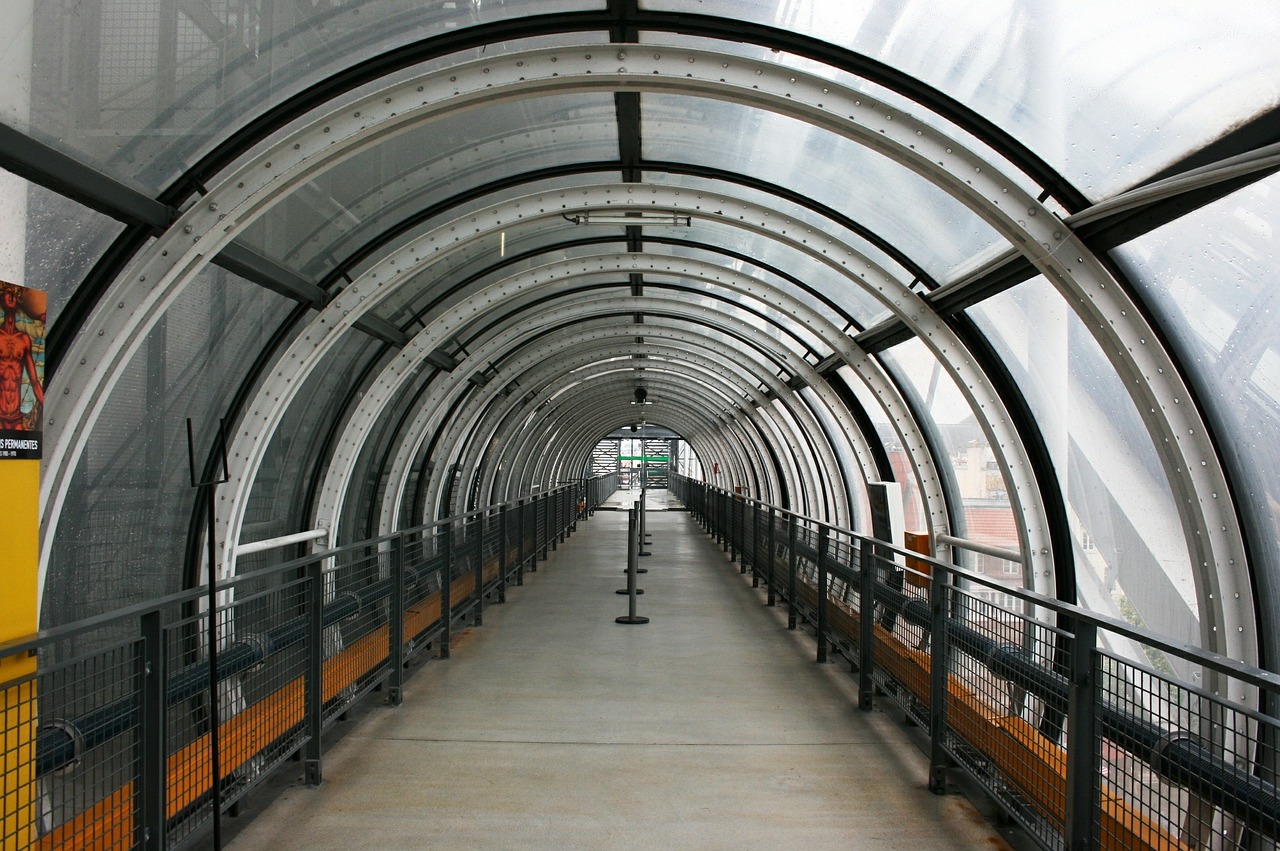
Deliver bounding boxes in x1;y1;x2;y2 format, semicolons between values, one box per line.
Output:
152;10;1086;213
641;159;936;288
615;93;643;184
216;242;407;347
1078;168;1278;253
853;249;1038;353
50;6;1093;375
215;242;326;306
0;122;174;231
608;0;641;44
854;316;916;354
317;160;934;297
1145;105;1280;185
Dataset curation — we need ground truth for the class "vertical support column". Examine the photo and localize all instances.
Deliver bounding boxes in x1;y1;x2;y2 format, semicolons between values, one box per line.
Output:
615;506;650;626
928;566;951;793
387;536;405;707
721;493;729;552
517;501;527;584
498;505;509;604
731;496;740;566
816;526;829;664
858;538;875;712
766;507;777;606
441;523;453;660
787;518;798;630
1064;620;1099;850
304;559;324;786
543;492;553;557
750;504;759;586
138;610;166;850
474;513;485;627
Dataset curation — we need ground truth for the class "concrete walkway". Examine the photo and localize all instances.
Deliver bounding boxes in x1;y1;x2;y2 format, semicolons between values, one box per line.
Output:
228;499;1010;850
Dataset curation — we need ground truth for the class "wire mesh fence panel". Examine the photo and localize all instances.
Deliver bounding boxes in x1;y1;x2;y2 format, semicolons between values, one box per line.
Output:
24;634;143;848
894;578;1077;848
320;548;391;725
399;526;446;661
1095;645;1280;849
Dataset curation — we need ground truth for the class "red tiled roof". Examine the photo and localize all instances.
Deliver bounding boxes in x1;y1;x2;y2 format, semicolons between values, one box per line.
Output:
964;505;1019;547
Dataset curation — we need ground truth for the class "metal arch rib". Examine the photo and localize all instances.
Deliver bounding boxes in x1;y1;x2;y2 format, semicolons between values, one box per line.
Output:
317;287;850;540
384;330;804;531
42;46;1061;602
421;340;835;526
42;43;1245;665
306;248;923;542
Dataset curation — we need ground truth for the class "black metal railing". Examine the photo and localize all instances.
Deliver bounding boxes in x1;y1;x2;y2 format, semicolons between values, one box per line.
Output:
0;476;612;850
672;474;1280;851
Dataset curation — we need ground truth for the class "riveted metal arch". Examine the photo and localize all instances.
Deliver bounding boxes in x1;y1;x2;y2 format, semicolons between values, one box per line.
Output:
497;379;771;508
300;250;852;531
465;337;823;512
503;372;768;495
482;376;753;509
460;334;790;508
42;46;1051;587
428;360;768;519
534;378;795;506
510;376;766;494
420;335;806;529
506;386;768;508
308;248;906;541
43;43;1244;658
447;354;803;521
312;288;830;538
399;297;843;528
384;257;875;516
498;392;731;500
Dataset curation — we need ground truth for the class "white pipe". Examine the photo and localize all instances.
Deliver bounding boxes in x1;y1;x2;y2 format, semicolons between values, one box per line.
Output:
935;533;1023;565
234;528;329;557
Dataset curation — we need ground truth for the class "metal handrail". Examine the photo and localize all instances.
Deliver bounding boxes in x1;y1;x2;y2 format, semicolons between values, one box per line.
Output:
671;473;1280;847
0;477;612;848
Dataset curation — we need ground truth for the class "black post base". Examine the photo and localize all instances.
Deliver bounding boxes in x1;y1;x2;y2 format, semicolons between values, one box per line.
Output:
616;588;645;595
615;615;650;624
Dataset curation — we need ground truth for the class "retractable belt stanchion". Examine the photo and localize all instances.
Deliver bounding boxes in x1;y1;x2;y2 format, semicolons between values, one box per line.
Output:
638;482;652;558
616;503;649;625
625;486;649;574
617;497;645;595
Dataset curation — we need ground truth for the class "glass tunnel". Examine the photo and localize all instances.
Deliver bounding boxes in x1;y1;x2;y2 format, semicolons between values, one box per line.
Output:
2;1;1279;847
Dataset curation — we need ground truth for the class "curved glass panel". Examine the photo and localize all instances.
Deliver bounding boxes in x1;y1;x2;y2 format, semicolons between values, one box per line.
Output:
836;365;927;536
20;1;602;192
1112;173;1280;657
42;267;295;626
643;93;1004;280
641;273;826;357
238;94;619;280
656;217;897;330
636;32;1056;215
878;339;1023;589
643;1;1280;198
652;242;853;328
6;180;124;329
642;171;919;286
377;219;622;328
800;384;868;530
240;332;391;565
969;277;1200;669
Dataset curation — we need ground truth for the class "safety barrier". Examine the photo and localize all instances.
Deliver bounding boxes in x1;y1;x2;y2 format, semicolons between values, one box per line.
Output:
0;478;611;849
672;474;1280;851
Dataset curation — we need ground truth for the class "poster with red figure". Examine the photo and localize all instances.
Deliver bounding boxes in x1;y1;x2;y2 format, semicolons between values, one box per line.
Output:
0;281;44;459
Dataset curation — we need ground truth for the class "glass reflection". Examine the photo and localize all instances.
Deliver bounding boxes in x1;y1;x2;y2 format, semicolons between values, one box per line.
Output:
969;277;1202;675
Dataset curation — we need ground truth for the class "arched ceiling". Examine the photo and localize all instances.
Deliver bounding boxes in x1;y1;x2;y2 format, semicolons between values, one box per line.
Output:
10;3;1280;672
